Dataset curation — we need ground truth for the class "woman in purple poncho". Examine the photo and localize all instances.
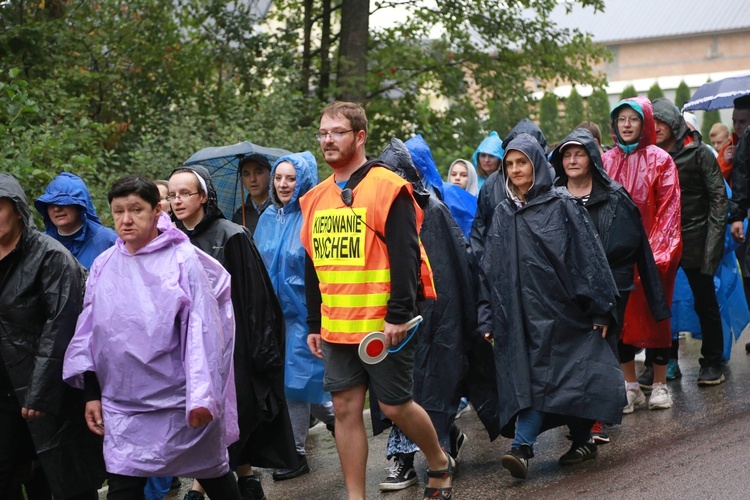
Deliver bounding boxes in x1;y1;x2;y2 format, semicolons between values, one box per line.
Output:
63;176;242;499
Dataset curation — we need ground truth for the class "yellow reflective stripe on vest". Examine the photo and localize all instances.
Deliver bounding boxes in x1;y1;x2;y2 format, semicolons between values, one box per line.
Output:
320;293;389;308
321;316;385;334
316;269;390;284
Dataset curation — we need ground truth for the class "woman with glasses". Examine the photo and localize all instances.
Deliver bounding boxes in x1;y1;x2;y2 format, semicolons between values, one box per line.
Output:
167;166;298;500
602;97;682;413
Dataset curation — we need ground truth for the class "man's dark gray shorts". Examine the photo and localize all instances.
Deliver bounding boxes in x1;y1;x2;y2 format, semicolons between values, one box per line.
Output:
321;338;415;406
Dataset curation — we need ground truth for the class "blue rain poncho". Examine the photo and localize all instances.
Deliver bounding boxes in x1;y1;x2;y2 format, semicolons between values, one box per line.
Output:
671;183;750;360
35;172;117;269
254;152;328;404
405;135;476;240
472;131;505;189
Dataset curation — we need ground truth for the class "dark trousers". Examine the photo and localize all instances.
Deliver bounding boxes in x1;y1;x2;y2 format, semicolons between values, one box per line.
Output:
683;267;724;366
108;471;240;500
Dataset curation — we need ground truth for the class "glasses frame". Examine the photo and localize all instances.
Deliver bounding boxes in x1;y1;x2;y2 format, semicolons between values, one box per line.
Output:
315;129;355;142
165;192;200;202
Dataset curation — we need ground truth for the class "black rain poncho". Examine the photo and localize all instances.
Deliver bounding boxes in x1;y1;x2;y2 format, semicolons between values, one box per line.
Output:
368;139;500;441
0;173;105;497
171;165;297;469
479;135;625;437
550;129;671;333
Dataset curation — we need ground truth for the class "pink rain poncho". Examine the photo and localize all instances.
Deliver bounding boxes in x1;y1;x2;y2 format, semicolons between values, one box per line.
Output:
603;96;682;348
63;213;239;477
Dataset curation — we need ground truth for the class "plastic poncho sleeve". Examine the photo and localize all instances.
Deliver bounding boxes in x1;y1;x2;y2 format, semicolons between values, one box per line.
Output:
648;153;682;273
181;254;234;426
25;251;85;414
63;260;101;390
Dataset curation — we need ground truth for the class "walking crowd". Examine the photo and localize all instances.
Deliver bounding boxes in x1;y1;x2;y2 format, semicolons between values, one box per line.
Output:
2;94;750;500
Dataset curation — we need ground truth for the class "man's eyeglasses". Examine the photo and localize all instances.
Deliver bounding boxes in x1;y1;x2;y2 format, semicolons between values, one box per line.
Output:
165;192;200;202
315;129;354;142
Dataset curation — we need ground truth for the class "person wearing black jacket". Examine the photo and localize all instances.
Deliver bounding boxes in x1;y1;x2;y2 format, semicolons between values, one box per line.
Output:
168;165;297;500
0;173;105;499
651;98;728;385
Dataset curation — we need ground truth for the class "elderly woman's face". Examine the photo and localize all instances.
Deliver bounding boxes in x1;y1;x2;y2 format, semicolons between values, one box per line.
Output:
504;150;534;195
0;198;22;247
562;145;592;182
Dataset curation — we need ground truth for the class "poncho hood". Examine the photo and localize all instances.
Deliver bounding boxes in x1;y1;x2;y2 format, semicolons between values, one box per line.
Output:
610;96;657;153
34;172;104;232
405;134;444;198
502;133;553;203
0;173;35;231
550;128;615;188
502;118;548;152
269;151;319;214
652;97;691;146
472;131;505;174
448;159;478;196
380;138;430;204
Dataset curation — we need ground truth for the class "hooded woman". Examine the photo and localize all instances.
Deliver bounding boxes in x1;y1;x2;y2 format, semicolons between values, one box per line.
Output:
253;152;334;482
370;139;497;492
167;165;297;500
471;131;505;189
34;172;117;269
479;134;622;480
447;159;479;196
551;128;671;440
0;173;105;499
602;97;682;412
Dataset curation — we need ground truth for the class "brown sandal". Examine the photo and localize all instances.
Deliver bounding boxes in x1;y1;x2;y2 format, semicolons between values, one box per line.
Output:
423;450;455;499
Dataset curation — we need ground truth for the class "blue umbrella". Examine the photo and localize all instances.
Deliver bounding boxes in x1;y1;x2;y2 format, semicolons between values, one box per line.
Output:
682;73;750;111
182;141;291;220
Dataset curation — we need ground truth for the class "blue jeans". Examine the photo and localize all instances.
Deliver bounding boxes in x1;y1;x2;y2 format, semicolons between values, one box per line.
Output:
512;408;544;448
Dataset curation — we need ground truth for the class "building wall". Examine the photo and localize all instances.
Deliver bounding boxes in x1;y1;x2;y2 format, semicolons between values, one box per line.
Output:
605;31;750;82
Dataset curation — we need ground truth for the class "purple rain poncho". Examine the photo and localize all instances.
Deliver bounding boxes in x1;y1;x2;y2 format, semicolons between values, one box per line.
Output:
63;212;239;478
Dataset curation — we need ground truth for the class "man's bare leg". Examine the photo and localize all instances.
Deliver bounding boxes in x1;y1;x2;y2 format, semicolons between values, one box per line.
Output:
380;400;450;498
332;385;368;500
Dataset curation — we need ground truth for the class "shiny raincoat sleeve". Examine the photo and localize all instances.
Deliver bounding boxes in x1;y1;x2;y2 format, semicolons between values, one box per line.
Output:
648;153;682;272
181;254;234;425
26;251;85;414
699;146;729;275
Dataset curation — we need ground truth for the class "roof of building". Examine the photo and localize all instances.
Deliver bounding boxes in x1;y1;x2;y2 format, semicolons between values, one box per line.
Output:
549;0;750;44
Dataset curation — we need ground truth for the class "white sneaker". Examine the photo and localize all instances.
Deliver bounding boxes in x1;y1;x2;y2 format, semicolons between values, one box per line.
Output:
623;384;646;414
649;383;673;410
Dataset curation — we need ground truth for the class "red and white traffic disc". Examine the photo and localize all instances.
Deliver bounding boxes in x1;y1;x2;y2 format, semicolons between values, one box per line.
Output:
358;331;389;365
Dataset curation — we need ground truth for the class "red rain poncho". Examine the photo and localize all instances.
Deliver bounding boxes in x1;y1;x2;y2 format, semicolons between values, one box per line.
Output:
603;96;682;348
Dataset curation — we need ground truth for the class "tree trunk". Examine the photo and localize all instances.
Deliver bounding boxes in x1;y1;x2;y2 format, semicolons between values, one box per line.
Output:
336;0;369;103
300;0;313;96
318;0;332;100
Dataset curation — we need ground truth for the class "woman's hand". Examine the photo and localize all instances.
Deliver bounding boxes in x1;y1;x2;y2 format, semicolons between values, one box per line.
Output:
593;324;609;339
85;400;105;436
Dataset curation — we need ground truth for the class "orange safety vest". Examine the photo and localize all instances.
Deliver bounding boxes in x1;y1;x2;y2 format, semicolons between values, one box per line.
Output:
300;167;436;344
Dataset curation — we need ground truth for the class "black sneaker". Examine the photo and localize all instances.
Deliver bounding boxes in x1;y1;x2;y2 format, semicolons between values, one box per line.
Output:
559;441;598;465
237;475;266;500
183;491;204;500
272;454;310;481
637;364;654;391
449;426;468;462
501;444;533;479
697;365;725;386
379;453;417;491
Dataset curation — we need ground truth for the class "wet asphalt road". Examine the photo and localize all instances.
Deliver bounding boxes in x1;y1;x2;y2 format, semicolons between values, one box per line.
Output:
102;329;750;499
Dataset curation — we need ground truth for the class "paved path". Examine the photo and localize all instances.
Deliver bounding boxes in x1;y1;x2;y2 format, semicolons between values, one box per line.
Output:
101;330;750;499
